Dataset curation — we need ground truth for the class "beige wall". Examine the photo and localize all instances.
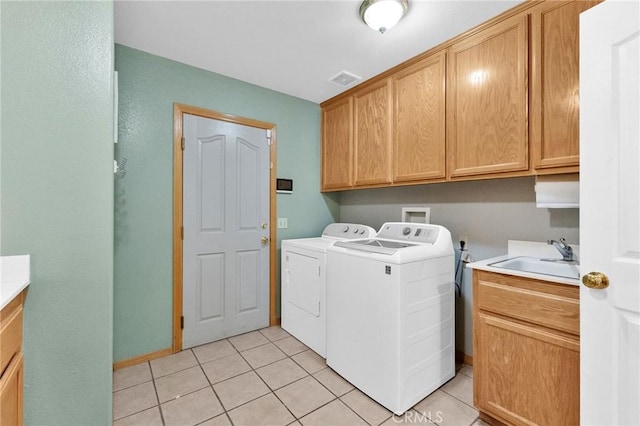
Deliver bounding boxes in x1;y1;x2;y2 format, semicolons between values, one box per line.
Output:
338;176;580;357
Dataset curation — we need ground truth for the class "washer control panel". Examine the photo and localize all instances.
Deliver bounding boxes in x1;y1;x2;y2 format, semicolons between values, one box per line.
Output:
322;223;376;239
377;222;440;244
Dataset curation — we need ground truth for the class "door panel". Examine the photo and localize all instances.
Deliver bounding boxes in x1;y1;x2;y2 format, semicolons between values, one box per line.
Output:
447;15;528;177
199;136;225;231
183;113;270;349
393;51;446;182
580;1;640;424
198;253;224;320
321;97;353;190
354;79;392;186
237;250;259;313
237;139;260;230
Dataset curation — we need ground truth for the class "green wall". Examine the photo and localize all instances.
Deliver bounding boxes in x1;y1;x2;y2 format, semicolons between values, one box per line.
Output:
1;2;114;425
114;45;337;362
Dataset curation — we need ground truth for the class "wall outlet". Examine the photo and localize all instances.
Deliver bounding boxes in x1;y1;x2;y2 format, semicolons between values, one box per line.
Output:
459;235;468;249
277;218;288;229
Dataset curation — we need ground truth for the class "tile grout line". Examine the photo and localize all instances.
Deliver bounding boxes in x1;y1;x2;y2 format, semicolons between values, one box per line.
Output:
213;334;308;421
193;343;229;425
112;361;164;424
149;360;166;426
232;342;290;417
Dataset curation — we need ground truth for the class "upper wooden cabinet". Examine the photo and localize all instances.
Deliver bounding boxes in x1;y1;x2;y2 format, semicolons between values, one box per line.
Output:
447;14;529;178
530;0;600;171
321;96;353;190
393;51;446;183
353;79;393;186
320;1;601;192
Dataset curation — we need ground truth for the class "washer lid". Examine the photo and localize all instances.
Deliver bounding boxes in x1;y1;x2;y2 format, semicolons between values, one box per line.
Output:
333;239;416;255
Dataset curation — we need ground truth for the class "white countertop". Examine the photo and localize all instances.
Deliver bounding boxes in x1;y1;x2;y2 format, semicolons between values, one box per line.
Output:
466;240;580;286
0;255;30;310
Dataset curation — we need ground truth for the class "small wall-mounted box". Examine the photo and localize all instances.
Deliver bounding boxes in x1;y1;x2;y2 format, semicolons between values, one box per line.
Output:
276;178;293;194
401;207;431;224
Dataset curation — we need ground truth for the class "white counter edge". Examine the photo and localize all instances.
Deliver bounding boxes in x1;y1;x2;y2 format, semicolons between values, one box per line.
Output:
1;255;31;311
466;255;580;286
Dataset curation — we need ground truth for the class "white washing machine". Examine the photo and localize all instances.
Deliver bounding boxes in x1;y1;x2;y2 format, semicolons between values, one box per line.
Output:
326;222;455;415
281;223;376;357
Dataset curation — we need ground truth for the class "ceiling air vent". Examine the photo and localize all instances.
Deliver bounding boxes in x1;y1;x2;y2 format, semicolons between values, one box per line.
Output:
329;71;362;87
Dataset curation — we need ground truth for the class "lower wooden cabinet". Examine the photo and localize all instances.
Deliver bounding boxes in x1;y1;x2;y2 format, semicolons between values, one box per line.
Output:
0;291;26;426
473;271;579;425
0;353;23;426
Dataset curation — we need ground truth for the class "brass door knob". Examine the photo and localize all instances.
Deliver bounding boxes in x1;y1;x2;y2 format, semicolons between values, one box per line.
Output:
261;236;270;245
582;271;610;289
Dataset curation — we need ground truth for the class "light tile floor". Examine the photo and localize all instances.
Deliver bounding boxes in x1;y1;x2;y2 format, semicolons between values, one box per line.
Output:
113;326;485;426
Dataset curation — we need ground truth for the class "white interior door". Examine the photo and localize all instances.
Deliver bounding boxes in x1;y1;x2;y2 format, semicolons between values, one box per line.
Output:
182;113;270;349
580;1;639;424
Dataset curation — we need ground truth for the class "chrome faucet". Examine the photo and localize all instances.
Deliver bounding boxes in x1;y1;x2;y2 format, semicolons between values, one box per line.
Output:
547;238;574;261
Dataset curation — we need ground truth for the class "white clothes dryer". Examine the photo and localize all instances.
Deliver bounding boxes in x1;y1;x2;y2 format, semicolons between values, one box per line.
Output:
281;223;376;357
326;222;455;414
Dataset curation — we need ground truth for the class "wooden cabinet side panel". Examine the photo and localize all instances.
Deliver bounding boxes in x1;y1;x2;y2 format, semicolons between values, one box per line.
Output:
447;15;529;178
0;307;23;375
0;353;23;426
531;0;600;170
475;313;580;425
393;52;446;182
354;80;393;186
321;98;353;190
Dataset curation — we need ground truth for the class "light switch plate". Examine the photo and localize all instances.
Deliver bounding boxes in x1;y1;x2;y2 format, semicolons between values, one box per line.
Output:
277;218;288;229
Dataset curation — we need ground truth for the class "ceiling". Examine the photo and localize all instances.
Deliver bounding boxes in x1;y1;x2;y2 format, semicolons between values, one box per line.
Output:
115;0;522;104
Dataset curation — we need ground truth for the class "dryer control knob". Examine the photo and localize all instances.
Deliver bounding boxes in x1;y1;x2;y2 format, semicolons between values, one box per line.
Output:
403;227;411;236
342;226;350;233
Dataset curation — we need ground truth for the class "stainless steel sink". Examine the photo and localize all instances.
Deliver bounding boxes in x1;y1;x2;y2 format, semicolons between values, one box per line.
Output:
488;256;580;280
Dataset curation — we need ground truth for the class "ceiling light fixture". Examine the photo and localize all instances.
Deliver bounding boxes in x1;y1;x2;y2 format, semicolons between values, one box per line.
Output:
359;0;409;34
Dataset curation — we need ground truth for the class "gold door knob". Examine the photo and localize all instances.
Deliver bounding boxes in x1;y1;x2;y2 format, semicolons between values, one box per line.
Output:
582;271;610;289
261;236;270;245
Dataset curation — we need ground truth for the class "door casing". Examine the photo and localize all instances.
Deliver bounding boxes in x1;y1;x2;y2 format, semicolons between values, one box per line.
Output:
172;103;278;352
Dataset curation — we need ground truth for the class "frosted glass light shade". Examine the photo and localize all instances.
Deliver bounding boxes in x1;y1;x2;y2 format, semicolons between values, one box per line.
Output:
360;0;409;34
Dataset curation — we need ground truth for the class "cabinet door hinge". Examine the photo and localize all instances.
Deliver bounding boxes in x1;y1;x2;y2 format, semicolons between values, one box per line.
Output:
180;316;184;330
181;226;184;240
266;129;272;146
181;137;185;151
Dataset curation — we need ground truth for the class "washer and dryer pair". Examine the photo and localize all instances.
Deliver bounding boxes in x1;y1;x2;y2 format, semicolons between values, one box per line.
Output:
280;223;376;357
281;222;455;415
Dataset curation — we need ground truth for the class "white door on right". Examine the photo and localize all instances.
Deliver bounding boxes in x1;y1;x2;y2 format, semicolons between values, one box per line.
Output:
580;1;639;425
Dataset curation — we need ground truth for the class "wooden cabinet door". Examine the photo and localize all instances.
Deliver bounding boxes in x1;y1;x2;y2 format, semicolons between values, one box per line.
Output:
393;52;446;183
530;0;600;171
447;15;529;178
354;79;393;186
0;353;23;426
474;313;579;426
321;97;353;190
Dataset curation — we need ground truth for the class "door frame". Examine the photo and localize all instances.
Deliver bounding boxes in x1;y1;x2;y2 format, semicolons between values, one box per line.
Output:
172;103;278;353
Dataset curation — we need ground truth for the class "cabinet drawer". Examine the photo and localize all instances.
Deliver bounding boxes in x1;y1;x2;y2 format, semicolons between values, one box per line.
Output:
0;305;23;377
475;271;579;335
